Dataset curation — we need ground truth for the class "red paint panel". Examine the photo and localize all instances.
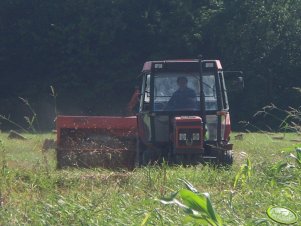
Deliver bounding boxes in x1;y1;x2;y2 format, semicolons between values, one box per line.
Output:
57;116;137;129
224;113;231;141
56;115;137;144
142;61;152;72
175;126;203;149
173;116;203;150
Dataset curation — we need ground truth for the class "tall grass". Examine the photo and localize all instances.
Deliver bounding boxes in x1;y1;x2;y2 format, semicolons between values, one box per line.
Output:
0;132;300;225
0;86;58;133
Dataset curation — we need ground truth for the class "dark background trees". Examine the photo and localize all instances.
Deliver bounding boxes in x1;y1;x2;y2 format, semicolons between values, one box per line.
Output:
0;0;300;130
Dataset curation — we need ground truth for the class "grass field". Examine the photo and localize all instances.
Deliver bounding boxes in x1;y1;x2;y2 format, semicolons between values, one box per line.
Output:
0;132;301;225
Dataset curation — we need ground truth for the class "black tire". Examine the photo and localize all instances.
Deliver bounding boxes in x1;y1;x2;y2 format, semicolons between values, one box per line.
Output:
141;149;152;166
207;145;233;167
137;139;151;166
224;150;233;165
218;150;233;166
172;154;185;165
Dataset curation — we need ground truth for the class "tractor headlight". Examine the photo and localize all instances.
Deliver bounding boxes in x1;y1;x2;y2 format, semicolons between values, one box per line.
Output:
192;133;200;140
179;133;187;141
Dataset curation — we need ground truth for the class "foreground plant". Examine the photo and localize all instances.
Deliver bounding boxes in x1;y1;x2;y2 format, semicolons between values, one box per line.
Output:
273;146;301;171
289;147;301;168
160;179;223;226
0;97;39;133
19;97;39;132
233;158;252;188
254;103;301;133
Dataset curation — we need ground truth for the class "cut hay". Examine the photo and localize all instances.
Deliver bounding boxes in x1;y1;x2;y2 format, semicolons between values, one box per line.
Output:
57;133;136;169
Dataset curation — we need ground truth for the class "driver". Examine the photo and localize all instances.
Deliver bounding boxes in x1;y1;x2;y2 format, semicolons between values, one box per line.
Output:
166;76;197;110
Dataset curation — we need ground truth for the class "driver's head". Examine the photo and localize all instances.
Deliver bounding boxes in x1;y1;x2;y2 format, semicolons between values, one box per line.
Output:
177;76;188;89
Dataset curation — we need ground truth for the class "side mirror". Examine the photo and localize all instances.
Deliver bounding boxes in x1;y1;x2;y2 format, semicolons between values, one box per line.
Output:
224;71;244;92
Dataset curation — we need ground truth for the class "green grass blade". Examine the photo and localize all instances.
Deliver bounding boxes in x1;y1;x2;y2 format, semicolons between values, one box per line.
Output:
178;178;199;194
178;189;222;225
296;148;301;160
140;212;152;226
271;161;288;174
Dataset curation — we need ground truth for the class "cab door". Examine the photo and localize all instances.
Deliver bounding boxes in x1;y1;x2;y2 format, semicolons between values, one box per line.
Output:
137;74;152;144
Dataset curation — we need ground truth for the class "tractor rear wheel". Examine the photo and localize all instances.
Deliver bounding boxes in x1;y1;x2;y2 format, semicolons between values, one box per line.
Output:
218;150;233;166
224;150;233;165
206;145;233;166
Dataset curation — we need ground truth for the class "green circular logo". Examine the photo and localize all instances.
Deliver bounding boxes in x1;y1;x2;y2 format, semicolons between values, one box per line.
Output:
267;206;298;225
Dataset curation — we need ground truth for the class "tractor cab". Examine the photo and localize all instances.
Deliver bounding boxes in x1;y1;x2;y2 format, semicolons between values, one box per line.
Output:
137;59;240;165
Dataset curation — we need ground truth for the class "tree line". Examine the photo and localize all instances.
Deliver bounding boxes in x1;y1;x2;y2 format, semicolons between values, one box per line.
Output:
0;0;300;130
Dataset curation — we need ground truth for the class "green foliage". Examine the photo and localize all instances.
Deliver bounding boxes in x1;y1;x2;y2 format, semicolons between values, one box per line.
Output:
270;161;288;174
233;158;252;188
0;139;7;176
0;0;301;129
0;132;301;225
160;179;222;225
255;104;301;133
19;97;40;132
0;115;28;132
289;148;301;168
0;97;40;132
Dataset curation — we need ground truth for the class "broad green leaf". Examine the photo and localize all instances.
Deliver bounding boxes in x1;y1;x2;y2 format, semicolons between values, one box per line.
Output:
179;189;208;213
289;153;301;167
184;215;215;225
234;159;252;188
179;178;199;194
178;189;222;225
246;158;252;177
234;164;247;188
271;161;287;173
160;191;178;203
160;193;191;212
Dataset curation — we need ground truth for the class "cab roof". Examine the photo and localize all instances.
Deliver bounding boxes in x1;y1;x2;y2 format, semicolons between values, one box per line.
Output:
142;59;222;72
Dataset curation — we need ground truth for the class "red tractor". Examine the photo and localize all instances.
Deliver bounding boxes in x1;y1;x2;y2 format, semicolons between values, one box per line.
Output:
56;58;243;168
